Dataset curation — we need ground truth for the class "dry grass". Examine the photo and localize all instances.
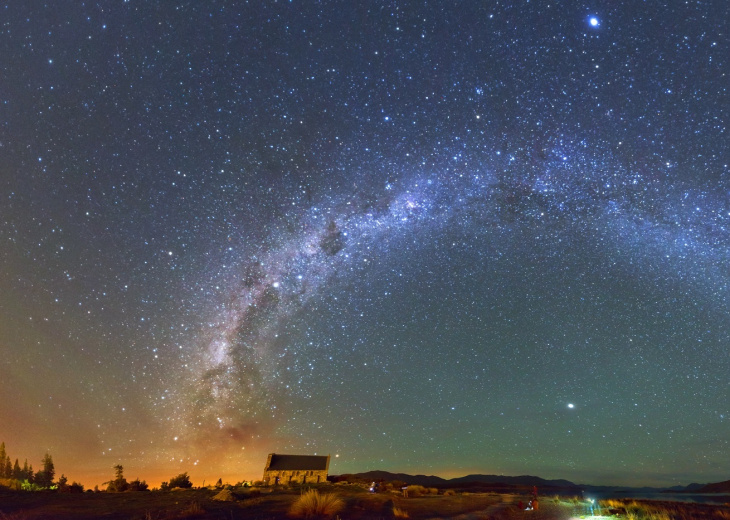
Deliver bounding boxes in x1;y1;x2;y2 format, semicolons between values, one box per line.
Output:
406;485;428;497
289;489;344;518
175;500;205;518
597;498;730;520
1;486;727;520
210;489;235;502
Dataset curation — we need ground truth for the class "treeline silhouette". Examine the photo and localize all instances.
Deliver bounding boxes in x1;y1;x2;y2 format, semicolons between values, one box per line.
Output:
0;441;199;493
0;441;80;491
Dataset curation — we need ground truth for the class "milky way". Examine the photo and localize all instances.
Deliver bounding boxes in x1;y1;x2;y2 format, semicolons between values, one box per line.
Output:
178;138;730;477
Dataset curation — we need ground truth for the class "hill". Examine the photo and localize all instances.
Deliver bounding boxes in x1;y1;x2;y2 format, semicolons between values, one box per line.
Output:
691;480;730;493
336;471;730;494
336;470;580;491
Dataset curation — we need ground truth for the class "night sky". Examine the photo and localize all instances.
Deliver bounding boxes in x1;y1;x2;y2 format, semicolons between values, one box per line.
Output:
1;1;728;488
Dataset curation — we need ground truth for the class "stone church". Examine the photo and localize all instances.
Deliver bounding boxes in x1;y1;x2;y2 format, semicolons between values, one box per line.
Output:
262;453;330;485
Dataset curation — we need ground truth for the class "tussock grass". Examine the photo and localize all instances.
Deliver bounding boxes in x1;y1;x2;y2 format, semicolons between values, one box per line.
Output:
404;484;438;496
289;489;344;518
406;485;426;496
392;505;409;518
211;488;235;501
598;498;730;520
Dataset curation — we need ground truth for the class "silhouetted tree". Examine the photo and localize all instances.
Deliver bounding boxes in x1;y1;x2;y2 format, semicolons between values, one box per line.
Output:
12;459;21;480
26;463;34;484
36;453;55;488
0;443;6;478
4;456;11;479
57;474;69;492
105;464;129;492
69;481;84;493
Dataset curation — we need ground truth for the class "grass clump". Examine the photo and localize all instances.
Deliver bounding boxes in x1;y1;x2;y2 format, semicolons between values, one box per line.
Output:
405;485;428;497
211;488;236;501
289;489;344;518
392;505;409;518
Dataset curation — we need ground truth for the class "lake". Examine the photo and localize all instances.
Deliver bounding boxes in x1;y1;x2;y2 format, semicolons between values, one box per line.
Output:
586;491;730;505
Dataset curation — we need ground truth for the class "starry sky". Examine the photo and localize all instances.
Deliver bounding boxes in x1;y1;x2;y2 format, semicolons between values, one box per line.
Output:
1;1;728;489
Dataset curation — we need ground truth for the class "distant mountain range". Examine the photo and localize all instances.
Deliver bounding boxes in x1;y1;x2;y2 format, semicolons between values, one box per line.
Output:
340;470;575;489
333;470;729;494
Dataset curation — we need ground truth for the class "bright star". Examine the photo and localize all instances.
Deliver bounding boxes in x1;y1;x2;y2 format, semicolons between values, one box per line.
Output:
568;403;575;409
589;16;600;27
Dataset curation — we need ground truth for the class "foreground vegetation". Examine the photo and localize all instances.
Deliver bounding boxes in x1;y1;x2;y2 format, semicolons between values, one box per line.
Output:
1;482;729;520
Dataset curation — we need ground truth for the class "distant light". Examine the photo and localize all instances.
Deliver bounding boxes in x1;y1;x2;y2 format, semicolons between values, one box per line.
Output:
568;403;575;409
589;16;600;27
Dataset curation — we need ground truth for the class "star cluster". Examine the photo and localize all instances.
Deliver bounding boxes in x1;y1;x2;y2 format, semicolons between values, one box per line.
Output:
0;1;728;487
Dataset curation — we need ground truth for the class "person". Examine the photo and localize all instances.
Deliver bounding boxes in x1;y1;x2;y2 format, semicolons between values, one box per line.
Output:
402;485;408;498
533;498;539;511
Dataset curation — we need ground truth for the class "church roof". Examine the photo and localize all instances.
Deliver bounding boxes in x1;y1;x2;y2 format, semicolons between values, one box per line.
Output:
266;454;329;471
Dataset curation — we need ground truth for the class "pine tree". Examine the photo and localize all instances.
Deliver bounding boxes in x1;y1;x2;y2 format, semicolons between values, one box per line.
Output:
106;464;129;492
4;456;11;479
0;443;6;478
13;458;21;480
22;459;29;481
38;453;55;488
27;463;34;484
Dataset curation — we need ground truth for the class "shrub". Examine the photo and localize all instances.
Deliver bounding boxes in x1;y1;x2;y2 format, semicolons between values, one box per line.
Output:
393;506;409;518
128;478;148;491
169;472;193;489
161;472;193;490
0;478;22;491
443;489;456;496
289;490;344;518
405;485;427;497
